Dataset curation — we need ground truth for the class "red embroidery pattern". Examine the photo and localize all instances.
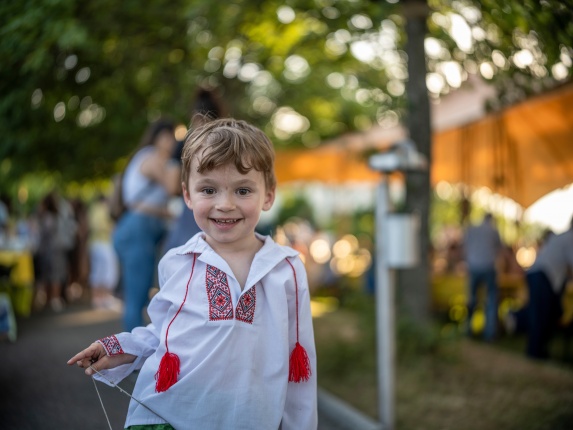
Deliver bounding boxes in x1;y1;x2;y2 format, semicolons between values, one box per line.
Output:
206;265;233;320
236;286;256;324
99;335;124;356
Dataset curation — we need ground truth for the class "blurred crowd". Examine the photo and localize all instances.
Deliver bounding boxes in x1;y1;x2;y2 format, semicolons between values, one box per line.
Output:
433;209;573;361
0;190;119;314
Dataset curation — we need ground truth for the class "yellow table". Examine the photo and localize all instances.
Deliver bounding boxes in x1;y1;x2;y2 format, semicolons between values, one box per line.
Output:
0;249;34;317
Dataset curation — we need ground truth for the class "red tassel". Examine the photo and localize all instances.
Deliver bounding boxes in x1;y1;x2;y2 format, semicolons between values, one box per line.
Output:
155;351;181;392
288;342;311;383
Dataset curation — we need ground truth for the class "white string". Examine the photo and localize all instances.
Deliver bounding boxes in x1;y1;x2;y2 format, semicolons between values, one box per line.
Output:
88;365;170;425
92;377;113;430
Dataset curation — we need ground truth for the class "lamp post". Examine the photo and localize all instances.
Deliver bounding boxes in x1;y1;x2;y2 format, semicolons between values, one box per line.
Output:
369;139;427;430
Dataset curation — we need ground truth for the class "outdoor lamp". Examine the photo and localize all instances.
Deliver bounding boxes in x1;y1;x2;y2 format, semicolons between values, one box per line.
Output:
369;138;427;174
368;138;427;430
369;138;427;268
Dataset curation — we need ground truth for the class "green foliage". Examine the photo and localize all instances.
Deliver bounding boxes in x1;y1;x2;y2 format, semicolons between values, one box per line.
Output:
1;0;571;195
474;0;573;107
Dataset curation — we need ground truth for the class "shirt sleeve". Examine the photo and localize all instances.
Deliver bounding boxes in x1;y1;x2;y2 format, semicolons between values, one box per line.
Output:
93;321;162;386
93;255;174;386
282;256;318;430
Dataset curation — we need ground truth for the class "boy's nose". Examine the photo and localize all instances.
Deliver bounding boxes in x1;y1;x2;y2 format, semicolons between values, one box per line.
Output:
215;193;235;211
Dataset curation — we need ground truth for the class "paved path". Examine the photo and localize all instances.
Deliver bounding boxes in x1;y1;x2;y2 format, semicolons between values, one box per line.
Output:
1;304;133;429
0;303;354;429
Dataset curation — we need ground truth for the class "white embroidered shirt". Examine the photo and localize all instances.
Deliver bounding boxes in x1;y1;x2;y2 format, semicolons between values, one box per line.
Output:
96;232;317;430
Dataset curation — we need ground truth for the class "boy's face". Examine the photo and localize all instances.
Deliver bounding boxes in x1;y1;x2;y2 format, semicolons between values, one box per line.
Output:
182;158;275;251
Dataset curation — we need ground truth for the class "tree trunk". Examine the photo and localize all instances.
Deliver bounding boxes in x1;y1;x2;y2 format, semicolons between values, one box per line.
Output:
397;0;432;325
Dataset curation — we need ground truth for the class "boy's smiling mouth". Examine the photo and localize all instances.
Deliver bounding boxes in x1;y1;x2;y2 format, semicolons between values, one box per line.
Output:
212;218;240;225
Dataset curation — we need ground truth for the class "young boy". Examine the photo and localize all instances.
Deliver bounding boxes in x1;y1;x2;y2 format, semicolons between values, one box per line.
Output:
67;118;317;429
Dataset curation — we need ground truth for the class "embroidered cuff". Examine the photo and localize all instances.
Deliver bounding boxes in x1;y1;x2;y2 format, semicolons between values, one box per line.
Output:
98;335;125;356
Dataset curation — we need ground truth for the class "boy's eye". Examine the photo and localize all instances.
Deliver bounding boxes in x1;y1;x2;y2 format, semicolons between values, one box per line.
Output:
202;188;216;195
237;188;250;196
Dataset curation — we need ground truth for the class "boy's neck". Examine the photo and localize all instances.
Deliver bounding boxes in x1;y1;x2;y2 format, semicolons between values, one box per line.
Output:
205;235;264;290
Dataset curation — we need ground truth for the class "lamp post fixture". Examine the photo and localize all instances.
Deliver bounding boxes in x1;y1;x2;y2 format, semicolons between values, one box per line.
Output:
368;139;427;430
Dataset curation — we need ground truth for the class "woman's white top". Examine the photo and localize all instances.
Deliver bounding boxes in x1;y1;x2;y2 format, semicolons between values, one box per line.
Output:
122;146;169;209
95;232;318;430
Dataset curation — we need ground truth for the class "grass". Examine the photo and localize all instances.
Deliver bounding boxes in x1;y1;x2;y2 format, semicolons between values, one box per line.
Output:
313;290;573;430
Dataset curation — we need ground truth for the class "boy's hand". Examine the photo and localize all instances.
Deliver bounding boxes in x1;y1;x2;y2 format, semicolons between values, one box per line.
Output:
67;342;136;376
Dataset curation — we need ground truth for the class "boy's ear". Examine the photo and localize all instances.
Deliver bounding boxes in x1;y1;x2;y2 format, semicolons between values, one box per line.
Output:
262;186;276;211
182;182;193;210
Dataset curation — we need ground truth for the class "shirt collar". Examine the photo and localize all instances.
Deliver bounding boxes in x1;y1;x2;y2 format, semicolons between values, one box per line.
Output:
175;232;300;286
175;232;211;255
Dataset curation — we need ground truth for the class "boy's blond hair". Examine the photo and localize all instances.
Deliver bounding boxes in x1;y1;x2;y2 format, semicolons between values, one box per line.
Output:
181;118;276;190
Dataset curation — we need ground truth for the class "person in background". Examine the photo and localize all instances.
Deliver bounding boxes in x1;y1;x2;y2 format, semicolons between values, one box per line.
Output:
524;215;573;359
463;213;503;341
162;87;227;255
68;118;317;429
88;194;121;311
504;229;555;337
113;118;180;331
68;198;90;302
34;192;69;312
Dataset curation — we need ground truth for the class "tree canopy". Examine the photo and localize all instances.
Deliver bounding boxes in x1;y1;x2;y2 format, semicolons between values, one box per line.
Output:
1;0;572;195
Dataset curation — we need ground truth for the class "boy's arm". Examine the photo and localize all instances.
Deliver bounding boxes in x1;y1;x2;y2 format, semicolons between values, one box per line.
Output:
71;253;175;385
76;250;174;383
66;320;163;386
282;257;318;430
66;280;171;385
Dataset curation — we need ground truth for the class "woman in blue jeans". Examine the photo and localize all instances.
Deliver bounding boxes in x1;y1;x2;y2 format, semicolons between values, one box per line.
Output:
113;119;180;331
